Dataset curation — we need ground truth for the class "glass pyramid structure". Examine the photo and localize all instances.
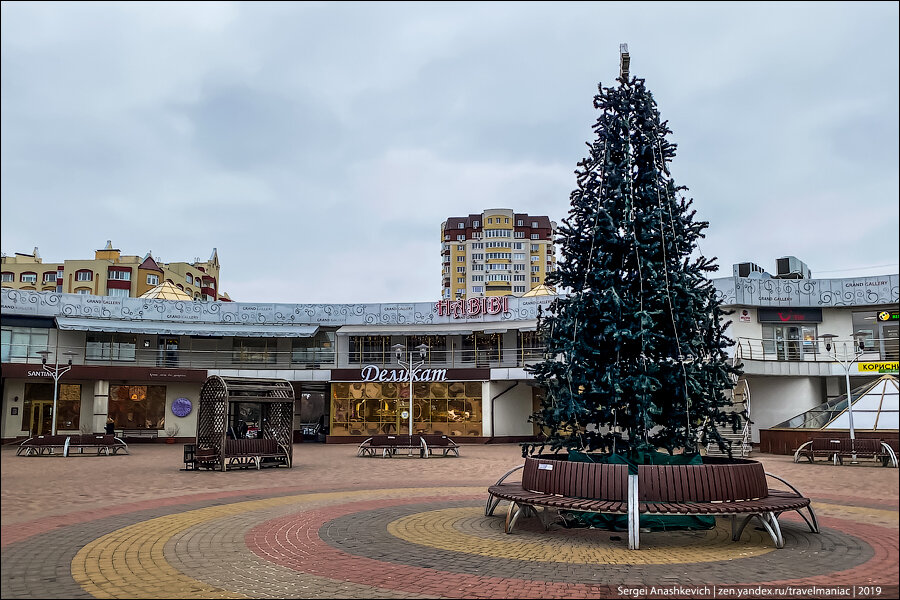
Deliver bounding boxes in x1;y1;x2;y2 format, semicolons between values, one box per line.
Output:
774;374;899;431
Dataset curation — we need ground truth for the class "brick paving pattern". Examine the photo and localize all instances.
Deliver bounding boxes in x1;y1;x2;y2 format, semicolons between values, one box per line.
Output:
1;443;897;599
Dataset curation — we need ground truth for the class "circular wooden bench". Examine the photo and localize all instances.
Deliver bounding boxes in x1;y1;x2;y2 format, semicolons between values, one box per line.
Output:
486;455;818;549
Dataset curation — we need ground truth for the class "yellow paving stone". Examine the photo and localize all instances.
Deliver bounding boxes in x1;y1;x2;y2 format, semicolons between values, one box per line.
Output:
71;487;480;598
387;507;777;564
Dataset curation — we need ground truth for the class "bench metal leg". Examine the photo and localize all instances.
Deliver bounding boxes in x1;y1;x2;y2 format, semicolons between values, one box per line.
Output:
732;514;754;541
756;512;784;549
505;502;523;533
485;494;502;517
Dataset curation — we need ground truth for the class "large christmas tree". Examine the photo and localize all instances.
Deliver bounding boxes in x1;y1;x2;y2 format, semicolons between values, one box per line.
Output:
528;51;743;458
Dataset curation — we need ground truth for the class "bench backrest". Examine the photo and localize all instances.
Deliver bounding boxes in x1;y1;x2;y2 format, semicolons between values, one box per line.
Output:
225;438;279;455
21;435;69;446
811;438;843;452
421;435;456;447
69;434;118;445
637;462;768;503
522;456;629;501
367;435;421;447
846;438;881;453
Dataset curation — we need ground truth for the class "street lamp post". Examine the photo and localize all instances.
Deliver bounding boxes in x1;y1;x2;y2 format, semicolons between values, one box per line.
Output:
35;350;77;436
819;332;868;464
392;343;429;437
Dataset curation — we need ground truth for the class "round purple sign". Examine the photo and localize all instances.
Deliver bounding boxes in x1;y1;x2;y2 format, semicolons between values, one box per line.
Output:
171;397;192;418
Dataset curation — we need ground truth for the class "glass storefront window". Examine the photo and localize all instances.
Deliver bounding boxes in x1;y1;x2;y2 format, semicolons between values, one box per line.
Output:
232;338;278;364
331;380;483;437
348;336;391;364
291;330;335;365
22;382;81;434
86;333;136;361
1;326;49;362
108;385;166;430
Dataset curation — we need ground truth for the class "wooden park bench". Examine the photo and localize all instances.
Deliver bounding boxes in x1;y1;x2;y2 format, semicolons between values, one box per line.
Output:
356;434;425;458
421;434;460;457
66;434;129;456
486;455;818;550
120;428;159;441
794;437;898;467
16;434;70;456
224;438;290;470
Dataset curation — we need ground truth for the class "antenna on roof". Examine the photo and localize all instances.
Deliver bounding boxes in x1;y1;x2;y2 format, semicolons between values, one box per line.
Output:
619;43;630;80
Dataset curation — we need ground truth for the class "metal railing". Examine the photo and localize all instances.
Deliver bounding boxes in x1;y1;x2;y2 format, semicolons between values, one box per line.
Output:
2;344;549;371
734;337;898;363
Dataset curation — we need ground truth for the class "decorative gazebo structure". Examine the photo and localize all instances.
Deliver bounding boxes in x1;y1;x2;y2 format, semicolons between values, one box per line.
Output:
196;376;294;470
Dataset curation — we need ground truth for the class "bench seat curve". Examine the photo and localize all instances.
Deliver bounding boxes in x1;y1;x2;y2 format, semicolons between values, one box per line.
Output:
486;456;818;550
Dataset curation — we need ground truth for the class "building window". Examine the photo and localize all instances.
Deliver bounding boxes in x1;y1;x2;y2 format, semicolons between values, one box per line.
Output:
514;253;525;260
42;272;57;283
531;233;539;240
532;221;538;228
515;231;525;239
348;336;391;364
532;276;540;283
531;244;539;252
485;229;510;238
487;218;492;224
472;254;483;260
232;338;278;364
76;270;93;281
108;269;131;281
514;274;526;281
75;288;91;295
108;385;166;430
20;272;37;283
531;265;540;272
504;218;509;223
107;288;130;297
517;220;524;226
292;330;335;365
473;220;480;227
472;264;484;271
457;235;465;241
186;273;193;284
472;286;484;293
457;277;465;283
456;266;466;273
514;286;526;293
531;255;539;262
514;264;525;271
1;272;13;282
457;256;465;262
86;332;137;362
147;274;159;286
1;326;49;362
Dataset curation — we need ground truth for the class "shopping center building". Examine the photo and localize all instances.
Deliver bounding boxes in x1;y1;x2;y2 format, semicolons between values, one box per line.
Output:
2;266;897;448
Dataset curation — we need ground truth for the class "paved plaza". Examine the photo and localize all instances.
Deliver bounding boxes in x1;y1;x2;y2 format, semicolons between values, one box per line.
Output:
1;441;897;599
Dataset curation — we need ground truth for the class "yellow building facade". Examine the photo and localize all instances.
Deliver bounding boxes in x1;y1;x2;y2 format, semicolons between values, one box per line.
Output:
1;242;226;301
441;209;556;299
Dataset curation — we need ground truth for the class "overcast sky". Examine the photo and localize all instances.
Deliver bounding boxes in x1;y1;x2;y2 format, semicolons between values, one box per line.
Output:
2;1;898;304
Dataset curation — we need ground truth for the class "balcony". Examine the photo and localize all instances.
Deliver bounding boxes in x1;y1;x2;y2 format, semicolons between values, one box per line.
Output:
734;337;898;376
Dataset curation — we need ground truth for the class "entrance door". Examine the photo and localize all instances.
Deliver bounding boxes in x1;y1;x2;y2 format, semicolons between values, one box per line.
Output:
883;325;899;360
26;400;54;436
158;338;178;367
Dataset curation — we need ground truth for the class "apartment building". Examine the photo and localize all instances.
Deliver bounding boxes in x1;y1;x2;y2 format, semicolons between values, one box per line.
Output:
1;242;226;301
441;209;557;299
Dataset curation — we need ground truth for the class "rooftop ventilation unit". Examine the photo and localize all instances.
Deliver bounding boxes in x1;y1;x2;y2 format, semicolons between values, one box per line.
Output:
775;256;811;279
733;262;770;278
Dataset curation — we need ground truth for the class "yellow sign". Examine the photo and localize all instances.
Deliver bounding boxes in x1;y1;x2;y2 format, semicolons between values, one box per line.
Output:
858;361;899;373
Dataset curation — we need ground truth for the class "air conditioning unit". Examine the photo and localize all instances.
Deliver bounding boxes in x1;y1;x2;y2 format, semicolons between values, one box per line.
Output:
733;262;769;278
775;256;811;279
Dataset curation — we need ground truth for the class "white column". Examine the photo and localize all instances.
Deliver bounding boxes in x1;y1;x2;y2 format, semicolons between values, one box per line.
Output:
92;380;109;433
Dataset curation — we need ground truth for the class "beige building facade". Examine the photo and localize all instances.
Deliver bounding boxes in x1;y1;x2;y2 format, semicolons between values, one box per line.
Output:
441;208;557;299
1;242;227;301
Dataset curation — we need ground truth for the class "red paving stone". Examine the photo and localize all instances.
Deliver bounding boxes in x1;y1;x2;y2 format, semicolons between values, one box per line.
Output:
2;442;898;599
